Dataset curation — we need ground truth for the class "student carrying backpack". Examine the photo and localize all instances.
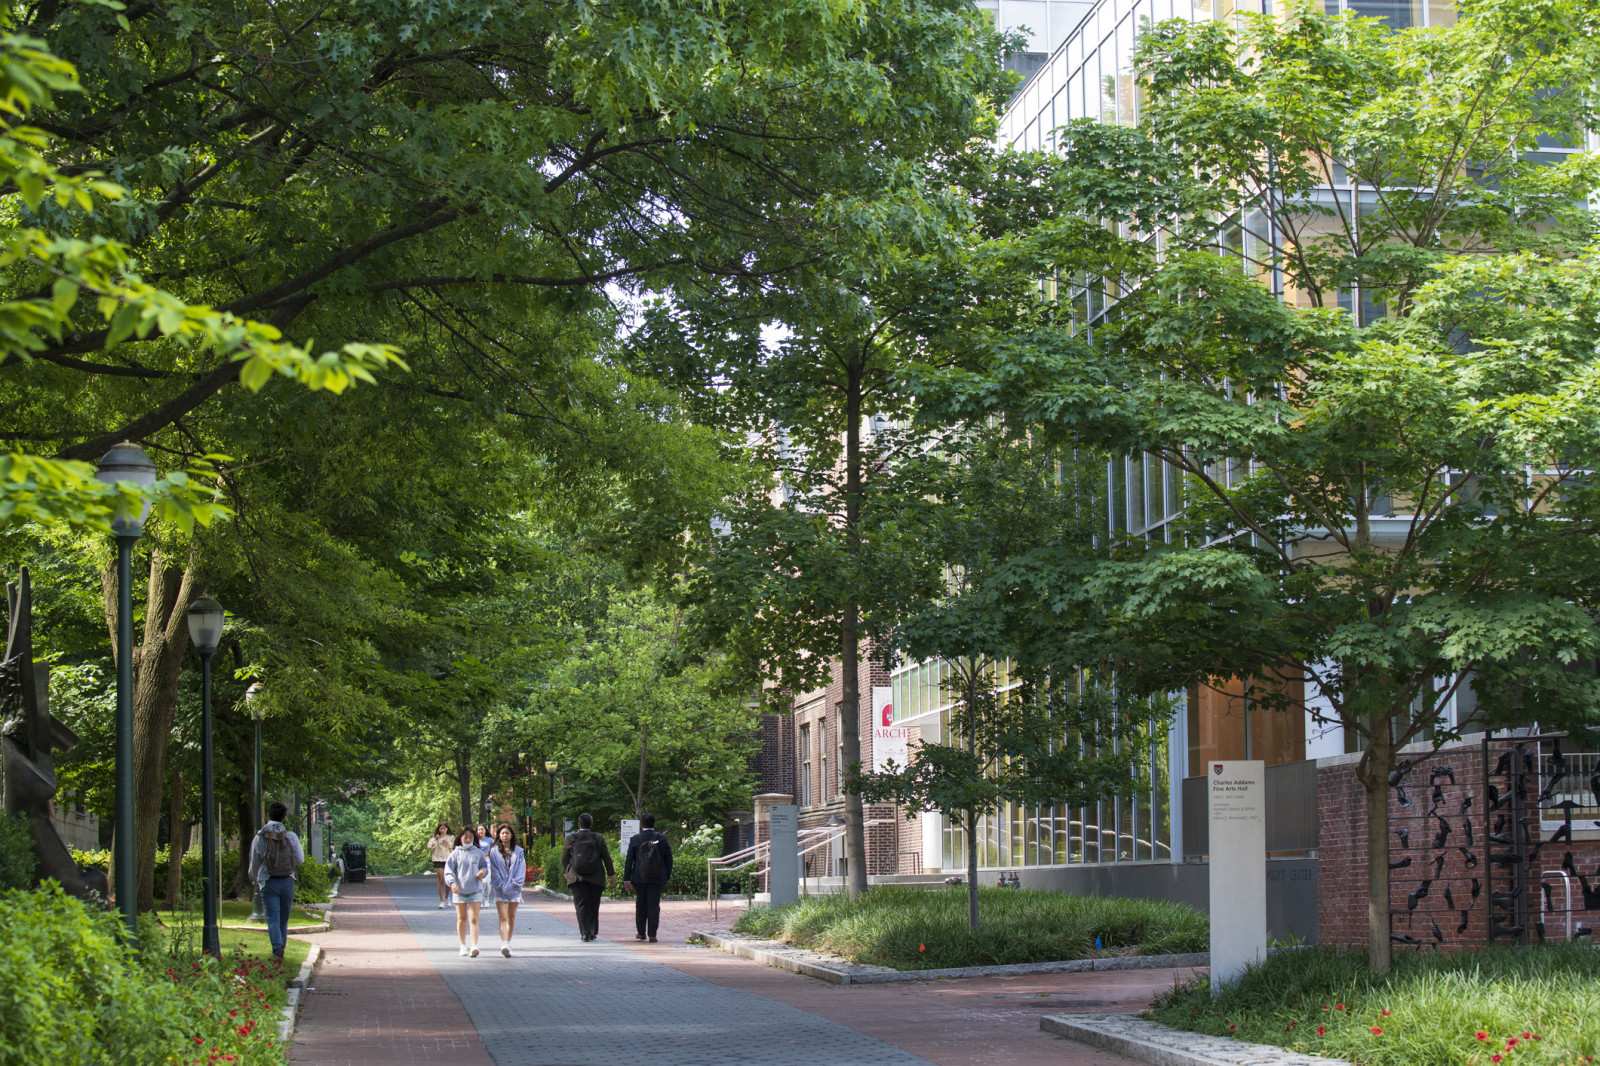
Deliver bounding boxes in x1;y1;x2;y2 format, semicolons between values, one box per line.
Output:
622;813;674;942
247;801;304;960
561;814;615;941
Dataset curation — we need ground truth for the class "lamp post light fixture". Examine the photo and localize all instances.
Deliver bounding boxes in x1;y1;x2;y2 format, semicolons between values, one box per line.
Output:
95;441;157;936
244;681;266;923
544;760;559;844
185;595;226;956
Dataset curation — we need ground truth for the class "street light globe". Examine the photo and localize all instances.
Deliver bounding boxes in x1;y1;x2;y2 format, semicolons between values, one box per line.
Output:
244;681;265;719
94;442;157;535
544;760;558;774
186;596;226;653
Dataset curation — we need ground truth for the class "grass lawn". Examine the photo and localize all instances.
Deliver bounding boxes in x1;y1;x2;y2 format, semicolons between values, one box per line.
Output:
1147;944;1600;1065
156;899;325;926
732;885;1207;970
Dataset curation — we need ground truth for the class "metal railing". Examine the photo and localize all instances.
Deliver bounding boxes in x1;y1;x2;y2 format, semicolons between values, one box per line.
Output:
706;819;898;920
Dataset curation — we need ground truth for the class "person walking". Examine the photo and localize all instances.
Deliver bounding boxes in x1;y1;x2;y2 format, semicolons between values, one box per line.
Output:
475;823;493;854
561;813;614;941
427;822;454;909
248;801;304;962
443;826;489;956
487;822;525;956
622;812;674;942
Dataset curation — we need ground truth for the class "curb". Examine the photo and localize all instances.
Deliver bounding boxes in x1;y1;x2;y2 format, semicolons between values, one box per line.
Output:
278;944;323;1044
1039;1014;1352;1066
688;930;1209;985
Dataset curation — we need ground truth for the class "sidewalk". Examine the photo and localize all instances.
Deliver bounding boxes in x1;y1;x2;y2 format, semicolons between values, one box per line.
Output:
289;878;494;1066
528;895;1179;1066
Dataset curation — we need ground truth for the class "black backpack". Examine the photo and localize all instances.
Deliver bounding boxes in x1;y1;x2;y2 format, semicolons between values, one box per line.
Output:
571;831;603;877
636;835;666;882
261;829;297;878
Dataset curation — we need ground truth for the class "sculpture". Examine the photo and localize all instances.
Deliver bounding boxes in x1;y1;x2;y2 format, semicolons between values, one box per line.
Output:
1;569;107;902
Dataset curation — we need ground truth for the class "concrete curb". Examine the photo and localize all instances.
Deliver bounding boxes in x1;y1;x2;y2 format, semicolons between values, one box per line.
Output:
278;943;323;1044
688;929;1210;985
1039;1014;1353;1066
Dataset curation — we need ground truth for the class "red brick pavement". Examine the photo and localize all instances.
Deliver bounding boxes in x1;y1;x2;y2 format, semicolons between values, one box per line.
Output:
530;893;1191;1066
290;878;495;1066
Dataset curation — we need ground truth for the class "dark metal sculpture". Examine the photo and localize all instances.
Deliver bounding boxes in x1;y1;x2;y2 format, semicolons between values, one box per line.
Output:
1;569;107;901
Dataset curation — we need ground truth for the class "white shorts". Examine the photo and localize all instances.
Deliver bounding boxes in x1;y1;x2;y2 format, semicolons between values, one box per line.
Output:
452;890;483;905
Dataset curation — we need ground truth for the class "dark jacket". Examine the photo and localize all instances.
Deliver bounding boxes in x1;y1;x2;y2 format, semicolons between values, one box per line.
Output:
623;828;673;885
561;829;615;887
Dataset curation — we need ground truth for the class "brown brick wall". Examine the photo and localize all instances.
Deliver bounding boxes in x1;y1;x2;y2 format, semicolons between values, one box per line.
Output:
1318;742;1600;949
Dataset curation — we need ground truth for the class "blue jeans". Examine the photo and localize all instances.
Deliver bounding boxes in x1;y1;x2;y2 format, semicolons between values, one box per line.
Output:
261;875;296;956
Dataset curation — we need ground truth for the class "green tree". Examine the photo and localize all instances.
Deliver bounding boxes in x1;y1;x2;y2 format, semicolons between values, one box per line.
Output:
859;428;1163;930
518;590;758;829
918;0;1600;970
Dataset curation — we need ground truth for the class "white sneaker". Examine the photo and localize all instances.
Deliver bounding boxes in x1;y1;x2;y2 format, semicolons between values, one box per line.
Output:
438;901;448;909
469;944;480;958
458;944;469;956
501;944;511;957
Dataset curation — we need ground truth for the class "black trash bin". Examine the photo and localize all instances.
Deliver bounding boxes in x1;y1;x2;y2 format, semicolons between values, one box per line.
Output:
341;843;367;884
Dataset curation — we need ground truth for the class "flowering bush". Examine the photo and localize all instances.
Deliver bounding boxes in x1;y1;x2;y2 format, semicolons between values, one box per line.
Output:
0;884;288;1065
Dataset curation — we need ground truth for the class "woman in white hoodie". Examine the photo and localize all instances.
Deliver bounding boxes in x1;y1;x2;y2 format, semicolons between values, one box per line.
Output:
442;826;489;956
487;822;526;957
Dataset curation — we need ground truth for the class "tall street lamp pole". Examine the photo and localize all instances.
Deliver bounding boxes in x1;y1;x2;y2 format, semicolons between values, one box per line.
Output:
96;442;157;936
245;682;266;923
545;760;559;845
186;596;226;957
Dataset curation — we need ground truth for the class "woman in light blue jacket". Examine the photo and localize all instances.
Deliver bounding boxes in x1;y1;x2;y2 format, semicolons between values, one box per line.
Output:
442;827;489;956
488;822;526;957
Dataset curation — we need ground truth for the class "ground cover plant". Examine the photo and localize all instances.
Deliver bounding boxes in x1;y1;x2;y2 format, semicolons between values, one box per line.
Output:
1147;944;1600;1065
733;886;1206;970
156;901;325;927
0;885;294;1066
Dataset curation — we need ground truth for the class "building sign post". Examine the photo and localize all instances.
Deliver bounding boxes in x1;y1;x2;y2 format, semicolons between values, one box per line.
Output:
768;805;799;907
1208;760;1266;992
871;686;908;773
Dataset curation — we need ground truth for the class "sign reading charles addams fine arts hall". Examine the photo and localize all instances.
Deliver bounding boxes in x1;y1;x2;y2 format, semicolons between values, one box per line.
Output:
1208;760;1266;992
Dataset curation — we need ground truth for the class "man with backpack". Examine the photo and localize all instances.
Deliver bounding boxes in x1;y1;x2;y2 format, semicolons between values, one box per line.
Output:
622;812;673;943
248;801;305;961
561;812;615;941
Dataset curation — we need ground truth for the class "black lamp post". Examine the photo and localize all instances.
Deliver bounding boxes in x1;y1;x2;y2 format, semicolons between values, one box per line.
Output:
545;760;559;844
245;681;266;922
95;441;157;936
186;595;225;956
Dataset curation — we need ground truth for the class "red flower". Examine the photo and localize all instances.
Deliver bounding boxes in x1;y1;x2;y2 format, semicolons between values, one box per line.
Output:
1477;1032;1489;1041
1227;1025;1237;1032
1380;1010;1391;1016
1522;1033;1532;1040
1371;1028;1383;1035
1508;1038;1519;1047
1335;1004;1345;1011
1316;1026;1326;1036
1491;1056;1502;1064
1289;1023;1297;1029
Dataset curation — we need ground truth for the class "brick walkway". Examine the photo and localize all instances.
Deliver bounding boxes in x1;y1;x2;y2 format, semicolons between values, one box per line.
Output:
294;877;1183;1066
290;878;494;1065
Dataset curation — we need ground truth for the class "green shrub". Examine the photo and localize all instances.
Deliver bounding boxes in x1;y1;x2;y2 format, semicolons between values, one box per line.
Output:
295;858;332;903
152;846;243;900
666;850;753;897
0;812;34;892
731;886;1208;970
0;883;287;1065
69;846;110;871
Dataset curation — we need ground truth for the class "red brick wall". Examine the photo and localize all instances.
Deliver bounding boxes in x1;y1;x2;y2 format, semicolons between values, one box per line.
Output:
1318;742;1600;949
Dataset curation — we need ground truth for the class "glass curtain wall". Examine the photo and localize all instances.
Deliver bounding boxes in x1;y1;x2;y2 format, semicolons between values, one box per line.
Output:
891;660;1173;869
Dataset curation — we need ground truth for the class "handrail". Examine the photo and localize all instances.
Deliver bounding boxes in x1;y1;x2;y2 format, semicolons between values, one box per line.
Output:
706;818;900;918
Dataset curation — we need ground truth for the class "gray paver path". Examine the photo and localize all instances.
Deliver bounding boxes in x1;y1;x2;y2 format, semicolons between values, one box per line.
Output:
385;876;938;1066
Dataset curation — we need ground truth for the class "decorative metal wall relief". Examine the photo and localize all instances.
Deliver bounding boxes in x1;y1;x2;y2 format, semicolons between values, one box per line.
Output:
1;568;107;902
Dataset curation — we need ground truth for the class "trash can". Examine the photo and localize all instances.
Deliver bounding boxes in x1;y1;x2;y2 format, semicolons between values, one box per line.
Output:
341;843;367;883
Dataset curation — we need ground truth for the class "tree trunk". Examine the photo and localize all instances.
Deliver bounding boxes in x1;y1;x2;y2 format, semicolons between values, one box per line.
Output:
1357;717;1393;973
838;352;868;899
102;547;203;913
454;747;472;829
635;722;649;820
163;768;185;909
965;807;980;932
233;796;254;899
477;781;491;826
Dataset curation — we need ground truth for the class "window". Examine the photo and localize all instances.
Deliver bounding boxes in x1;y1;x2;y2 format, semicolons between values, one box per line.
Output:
820;717;830;803
799;723;813;807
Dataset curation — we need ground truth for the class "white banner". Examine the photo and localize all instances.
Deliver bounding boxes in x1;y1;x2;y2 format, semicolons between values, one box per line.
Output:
871;685;909;773
619;818;640;859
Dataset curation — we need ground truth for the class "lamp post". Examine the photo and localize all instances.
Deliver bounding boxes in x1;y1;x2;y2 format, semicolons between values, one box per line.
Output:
185;596;225;956
544;760;559;844
95;442;157;936
245;682;266;922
